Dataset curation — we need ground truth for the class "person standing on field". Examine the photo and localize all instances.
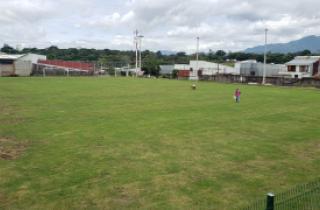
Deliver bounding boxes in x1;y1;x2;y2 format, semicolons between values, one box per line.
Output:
234;88;241;103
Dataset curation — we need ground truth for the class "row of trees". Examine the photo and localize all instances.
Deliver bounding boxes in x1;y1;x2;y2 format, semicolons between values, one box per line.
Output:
0;44;316;76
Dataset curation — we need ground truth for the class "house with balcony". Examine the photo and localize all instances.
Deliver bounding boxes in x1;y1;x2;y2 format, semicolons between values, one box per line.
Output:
282;56;320;78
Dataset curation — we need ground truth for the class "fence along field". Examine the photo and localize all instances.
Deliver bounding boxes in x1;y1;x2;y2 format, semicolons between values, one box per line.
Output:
0;77;320;209
238;178;320;210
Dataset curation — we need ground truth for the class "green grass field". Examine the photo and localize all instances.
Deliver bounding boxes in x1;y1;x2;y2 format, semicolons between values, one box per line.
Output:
0;77;319;210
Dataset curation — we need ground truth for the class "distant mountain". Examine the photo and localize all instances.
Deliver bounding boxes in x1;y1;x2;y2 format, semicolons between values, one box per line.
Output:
245;35;320;54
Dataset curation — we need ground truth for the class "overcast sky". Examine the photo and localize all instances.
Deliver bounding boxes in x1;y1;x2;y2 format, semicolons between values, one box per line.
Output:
0;0;320;53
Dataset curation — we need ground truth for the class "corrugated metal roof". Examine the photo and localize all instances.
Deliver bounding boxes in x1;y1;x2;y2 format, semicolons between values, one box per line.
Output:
295;56;320;59
0;54;25;60
286;57;320;66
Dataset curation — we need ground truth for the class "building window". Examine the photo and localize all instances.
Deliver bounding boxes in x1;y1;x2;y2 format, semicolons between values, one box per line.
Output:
0;59;14;64
299;65;308;72
288;65;296;72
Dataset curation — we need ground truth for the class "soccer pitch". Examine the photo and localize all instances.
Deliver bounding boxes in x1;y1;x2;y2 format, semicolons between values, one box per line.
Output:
0;77;319;209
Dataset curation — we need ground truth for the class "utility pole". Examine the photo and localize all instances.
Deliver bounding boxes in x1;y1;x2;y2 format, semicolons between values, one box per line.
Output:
138;35;144;73
262;28;268;85
127;64;130;77
194;37;200;80
134;30;139;77
196;37;200;71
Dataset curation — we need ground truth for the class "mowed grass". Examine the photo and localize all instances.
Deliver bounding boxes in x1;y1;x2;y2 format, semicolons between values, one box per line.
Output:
0;77;320;210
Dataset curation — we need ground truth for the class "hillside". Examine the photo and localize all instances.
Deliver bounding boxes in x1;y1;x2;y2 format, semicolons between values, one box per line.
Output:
245;35;320;54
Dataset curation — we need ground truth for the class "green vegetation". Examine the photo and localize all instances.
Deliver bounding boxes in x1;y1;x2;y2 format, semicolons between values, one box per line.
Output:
1;44;318;77
0;78;320;210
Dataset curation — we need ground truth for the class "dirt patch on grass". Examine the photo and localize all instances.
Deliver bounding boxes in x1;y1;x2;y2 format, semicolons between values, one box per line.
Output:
112;183;142;206
0;138;28;160
0;192;8;206
287;141;320;161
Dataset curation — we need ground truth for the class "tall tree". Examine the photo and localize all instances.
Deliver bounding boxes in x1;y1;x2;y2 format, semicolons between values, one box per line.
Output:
1;44;18;54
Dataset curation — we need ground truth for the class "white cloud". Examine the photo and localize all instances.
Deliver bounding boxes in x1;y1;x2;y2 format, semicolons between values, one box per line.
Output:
167;23;215;38
87;11;135;28
0;0;320;52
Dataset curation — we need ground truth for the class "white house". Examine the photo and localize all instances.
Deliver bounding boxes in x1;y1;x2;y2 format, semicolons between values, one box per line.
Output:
281;56;320;78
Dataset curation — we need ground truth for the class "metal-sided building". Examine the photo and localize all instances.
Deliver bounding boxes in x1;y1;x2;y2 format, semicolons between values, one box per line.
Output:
174;60;237;80
0;53;46;76
189;60;236;77
159;65;175;75
235;60;286;77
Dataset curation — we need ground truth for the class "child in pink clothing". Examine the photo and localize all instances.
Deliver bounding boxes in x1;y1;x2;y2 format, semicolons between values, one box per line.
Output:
234;88;241;103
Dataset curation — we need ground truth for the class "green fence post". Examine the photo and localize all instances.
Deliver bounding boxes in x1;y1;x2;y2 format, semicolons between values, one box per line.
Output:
266;193;275;210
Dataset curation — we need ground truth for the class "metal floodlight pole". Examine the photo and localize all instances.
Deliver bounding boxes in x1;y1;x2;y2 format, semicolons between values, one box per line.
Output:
262;28;268;85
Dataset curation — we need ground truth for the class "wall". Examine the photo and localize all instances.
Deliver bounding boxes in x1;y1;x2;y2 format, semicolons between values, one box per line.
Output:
14;60;32;76
159;65;174;75
0;64;14;76
239;62;286;77
189;60;236;75
174;64;190;70
200;74;320;87
178;70;190;78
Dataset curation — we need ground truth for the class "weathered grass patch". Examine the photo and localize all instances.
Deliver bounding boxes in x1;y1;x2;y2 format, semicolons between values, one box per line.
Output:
0;138;28;160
